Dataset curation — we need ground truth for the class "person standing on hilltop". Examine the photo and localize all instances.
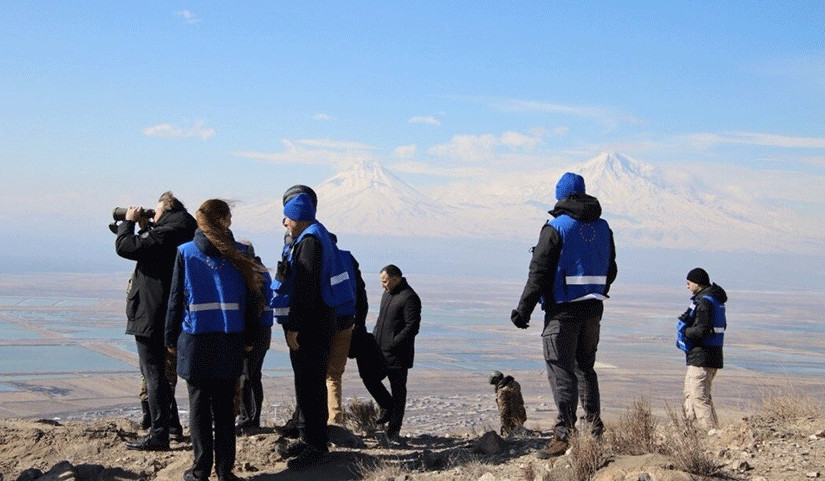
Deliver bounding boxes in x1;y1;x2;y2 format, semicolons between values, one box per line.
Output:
364;264;421;444
510;172;617;457
271;192;354;470
676;267;727;430
166;199;267;481
115;191;196;451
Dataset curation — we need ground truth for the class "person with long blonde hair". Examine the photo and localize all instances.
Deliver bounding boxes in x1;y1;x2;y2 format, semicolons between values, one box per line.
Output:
166;199;266;481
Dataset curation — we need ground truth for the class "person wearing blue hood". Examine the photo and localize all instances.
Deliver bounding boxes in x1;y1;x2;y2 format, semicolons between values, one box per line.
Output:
511;172;617;457
676;267;727;430
273;192;352;470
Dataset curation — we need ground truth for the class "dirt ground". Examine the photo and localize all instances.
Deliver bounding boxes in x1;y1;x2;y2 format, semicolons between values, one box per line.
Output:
2;396;823;481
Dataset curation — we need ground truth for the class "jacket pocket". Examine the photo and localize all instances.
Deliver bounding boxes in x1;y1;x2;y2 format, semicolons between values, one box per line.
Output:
541;322;560;362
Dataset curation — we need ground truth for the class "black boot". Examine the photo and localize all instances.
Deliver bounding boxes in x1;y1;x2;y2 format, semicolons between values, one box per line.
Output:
140;400;151;430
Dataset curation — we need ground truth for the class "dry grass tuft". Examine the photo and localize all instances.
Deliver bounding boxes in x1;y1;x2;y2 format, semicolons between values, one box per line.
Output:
567;421;611;481
604;397;659;455
352;457;412;481
346;397;379;434
662;403;720;477
756;388;823;423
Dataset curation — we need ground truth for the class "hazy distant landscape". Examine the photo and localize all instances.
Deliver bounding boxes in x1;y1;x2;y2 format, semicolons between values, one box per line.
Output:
2;271;822;427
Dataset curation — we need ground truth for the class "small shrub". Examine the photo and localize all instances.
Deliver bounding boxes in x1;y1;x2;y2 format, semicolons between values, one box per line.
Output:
568;421;611;481
353;457;411;481
346;397;379;434
757;388;822;422
604;397;659;455
662;403;719;477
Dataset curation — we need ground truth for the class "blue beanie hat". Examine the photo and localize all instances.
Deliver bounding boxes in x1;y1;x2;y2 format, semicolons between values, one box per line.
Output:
555;172;586;200
283;193;316;221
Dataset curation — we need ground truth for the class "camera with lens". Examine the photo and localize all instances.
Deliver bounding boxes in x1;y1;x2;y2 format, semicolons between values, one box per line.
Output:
109;207;156;234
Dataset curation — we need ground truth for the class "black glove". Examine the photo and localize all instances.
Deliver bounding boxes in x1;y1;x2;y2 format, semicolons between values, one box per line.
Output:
510;309;529;329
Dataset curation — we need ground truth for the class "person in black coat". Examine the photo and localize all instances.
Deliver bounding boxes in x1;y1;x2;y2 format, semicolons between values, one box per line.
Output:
364;264;421;441
115;191;196;451
166;199;266;481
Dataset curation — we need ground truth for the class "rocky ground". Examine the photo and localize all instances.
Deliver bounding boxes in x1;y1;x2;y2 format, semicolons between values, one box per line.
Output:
1;395;823;481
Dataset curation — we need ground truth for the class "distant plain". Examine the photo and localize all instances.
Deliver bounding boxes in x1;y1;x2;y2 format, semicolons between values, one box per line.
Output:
0;272;822;432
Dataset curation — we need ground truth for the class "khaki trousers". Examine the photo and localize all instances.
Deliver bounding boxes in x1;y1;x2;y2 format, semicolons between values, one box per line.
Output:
684;365;719;429
326;326;354;425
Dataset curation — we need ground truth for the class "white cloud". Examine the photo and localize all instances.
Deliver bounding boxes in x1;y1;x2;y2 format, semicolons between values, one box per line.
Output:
175;10;201;24
141;120;215;140
427;130;544;162
488;97;642;127
554;125;570;135
685;131;825;149
313;113;333;121
394;144;417;159
409;116;441;126
232;138;378;167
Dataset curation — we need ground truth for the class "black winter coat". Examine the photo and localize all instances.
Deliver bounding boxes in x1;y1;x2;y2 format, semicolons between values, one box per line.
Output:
514;194;618;324
684;283;727;369
116;208;196;338
284;234;336;345
373;278;421;369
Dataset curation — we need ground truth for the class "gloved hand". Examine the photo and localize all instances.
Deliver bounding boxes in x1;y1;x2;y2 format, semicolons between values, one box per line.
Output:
510;310;529;329
285;330;300;351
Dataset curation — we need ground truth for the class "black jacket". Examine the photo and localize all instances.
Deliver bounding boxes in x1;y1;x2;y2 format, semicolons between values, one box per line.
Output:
514;194;618;324
373;278;421;369
684;283;727;369
284;234;337;344
116;208;196;337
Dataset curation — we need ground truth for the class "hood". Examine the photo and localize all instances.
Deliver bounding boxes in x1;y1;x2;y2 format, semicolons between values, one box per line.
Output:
697;283;727;304
193;228;236;257
549;193;603;222
156;208;197;232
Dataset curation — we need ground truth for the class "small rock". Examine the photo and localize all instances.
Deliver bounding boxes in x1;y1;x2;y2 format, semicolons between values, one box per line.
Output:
637;473;652;481
813;430;825;438
477;473;496;481
806;472;820;479
735;460;751;473
473;431;507;455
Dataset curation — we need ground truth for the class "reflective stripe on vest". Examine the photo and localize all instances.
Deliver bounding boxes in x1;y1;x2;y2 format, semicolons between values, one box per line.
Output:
188;302;240;312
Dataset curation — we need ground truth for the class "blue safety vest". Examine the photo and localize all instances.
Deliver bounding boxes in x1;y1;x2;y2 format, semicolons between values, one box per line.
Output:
270;222;355;324
540;214;612;308
676;294;726;352
335;250;357;318
179;241;247;335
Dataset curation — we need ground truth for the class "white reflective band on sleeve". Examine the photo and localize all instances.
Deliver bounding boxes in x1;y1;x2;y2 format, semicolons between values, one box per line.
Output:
262;306;273;313
188;302;240;312
330;272;350;286
565;275;607;285
569;293;608;302
273;308;290;316
713;327;725;333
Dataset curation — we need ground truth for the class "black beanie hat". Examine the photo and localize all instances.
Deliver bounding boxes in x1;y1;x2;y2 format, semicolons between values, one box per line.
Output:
686;268;710;286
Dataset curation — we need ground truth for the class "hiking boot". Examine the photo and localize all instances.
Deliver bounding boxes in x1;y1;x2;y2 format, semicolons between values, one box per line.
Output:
536;437;569;459
277;440;309;459
183;469;207;481
125;435;169;451
170;425;185;442
217;472;243;481
286;445;329;471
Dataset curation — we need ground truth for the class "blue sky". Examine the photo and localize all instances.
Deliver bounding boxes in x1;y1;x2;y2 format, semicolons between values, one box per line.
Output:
2;1;825;272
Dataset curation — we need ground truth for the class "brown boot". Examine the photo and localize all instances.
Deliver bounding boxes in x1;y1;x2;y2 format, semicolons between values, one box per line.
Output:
537;436;569;459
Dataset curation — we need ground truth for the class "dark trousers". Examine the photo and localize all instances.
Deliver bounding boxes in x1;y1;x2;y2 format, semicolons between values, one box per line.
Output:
542;301;604;440
363;367;408;436
289;339;331;451
135;333;170;441
187;378;237;479
238;336;270;427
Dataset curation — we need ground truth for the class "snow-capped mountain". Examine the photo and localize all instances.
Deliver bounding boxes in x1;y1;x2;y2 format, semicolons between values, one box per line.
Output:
233;153;822;254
